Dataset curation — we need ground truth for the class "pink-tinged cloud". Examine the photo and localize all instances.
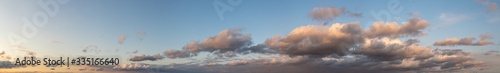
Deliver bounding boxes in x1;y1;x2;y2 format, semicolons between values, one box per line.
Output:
434;34;494;46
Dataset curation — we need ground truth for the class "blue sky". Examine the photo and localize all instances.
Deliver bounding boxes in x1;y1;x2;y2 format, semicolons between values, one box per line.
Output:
1;0;500;73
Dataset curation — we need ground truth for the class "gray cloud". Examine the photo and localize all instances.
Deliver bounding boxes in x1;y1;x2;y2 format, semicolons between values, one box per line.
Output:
405;39;420;45
163;28;268;59
354;38;434;60
129;54;165;61
434;34;494;46
82;45;99;53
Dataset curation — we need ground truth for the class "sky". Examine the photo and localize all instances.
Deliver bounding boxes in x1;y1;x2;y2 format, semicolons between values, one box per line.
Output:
1;0;500;73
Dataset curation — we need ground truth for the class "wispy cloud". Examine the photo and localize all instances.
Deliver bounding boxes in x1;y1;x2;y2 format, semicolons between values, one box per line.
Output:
129;54;165;61
118;35;127;45
476;0;498;13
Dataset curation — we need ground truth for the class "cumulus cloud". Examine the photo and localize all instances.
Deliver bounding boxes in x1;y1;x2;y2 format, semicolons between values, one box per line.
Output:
82;45;99;53
354;38;434;60
434;34;494;46
260;18;483;72
265;22;364;56
308;7;364;25
163;28;269;59
125;17;484;72
476;0;498;13
265;18;429;57
186;28;252;53
117;50;484;72
365;18;429;37
129;54;165;61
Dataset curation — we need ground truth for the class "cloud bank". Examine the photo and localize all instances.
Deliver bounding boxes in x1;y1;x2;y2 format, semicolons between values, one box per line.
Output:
123;17;487;73
434;34;494;46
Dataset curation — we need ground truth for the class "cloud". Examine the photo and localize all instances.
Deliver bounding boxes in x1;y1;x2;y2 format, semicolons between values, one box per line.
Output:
484;50;499;55
0;61;25;69
480;34;494;40
405;39;420;45
0;51;4;55
125;18;484;72
354;38;434;60
115;48;483;73
309;7;346;24
434;34;494;46
438;13;466;25
163;50;192;59
265;22;364;56
82;45;100;53
180;28;252;53
118;35;126;44
0;51;11;60
476;0;498;13
163;28;269;59
129;54;165;61
265;18;429;57
113;63;153;70
365;18;429;37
